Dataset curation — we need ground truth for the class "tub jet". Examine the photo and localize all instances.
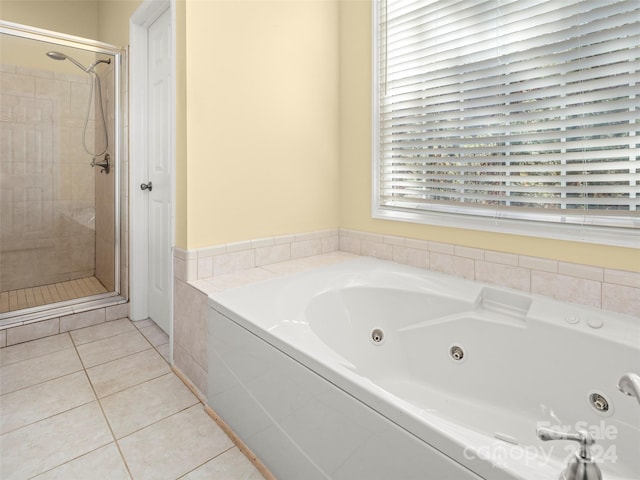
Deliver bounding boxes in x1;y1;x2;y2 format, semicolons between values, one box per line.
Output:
450;345;464;361
589;392;610;413
371;328;384;343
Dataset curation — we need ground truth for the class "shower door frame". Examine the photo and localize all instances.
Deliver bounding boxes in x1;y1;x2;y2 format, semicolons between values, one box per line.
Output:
0;20;126;327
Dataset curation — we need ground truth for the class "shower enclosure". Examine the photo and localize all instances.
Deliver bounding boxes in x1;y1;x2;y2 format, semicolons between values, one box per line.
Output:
0;21;126;328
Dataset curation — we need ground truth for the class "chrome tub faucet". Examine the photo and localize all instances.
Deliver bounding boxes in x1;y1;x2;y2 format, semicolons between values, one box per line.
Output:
536;427;602;480
617;372;640;405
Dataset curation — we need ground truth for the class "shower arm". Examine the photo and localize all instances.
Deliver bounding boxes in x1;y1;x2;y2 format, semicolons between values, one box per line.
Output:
88;58;111;72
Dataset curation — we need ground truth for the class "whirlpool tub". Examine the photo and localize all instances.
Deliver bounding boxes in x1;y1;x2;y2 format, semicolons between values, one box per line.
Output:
207;257;640;480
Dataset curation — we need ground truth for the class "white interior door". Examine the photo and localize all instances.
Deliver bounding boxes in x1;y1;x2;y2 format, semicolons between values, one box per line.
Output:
145;7;172;334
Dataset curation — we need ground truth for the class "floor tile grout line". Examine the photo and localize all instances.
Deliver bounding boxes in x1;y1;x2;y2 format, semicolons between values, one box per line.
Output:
23;441;118;480
1;331;62;351
71;323;155;371
0;332;74;367
150;340;171;363
108;400;205;479
112;402;202;443
132;318;156;330
0;367;85;399
176;445;237;479
93;386;136;480
98;370;175;402
72;326;136;480
93;366;171;400
69;318;137;347
112;437;136;480
81;344;157;372
73;329;144;351
0;367;82;398
135;319;171;362
139;331;170;348
71;327;139;348
134;319;170;338
0;389;96;436
72;318;132;336
75;339;157;370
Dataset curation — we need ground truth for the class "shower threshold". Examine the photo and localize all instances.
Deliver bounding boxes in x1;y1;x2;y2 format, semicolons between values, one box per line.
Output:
0;278;125;329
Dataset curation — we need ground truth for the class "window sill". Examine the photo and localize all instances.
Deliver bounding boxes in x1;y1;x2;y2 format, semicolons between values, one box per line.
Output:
372;205;639;249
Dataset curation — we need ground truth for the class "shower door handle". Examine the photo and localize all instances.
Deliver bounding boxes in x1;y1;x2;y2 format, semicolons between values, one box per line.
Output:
140;182;153;192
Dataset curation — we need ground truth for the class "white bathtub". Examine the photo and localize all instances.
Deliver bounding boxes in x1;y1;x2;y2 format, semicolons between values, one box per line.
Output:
207;257;640;480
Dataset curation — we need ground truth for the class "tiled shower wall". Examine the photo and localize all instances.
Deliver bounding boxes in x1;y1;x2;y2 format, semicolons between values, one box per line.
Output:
0;64;96;291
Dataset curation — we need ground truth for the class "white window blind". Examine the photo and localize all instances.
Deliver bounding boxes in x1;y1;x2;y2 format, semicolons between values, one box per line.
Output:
374;0;640;230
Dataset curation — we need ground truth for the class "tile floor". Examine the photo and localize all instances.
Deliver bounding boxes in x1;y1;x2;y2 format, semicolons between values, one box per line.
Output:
0;317;265;480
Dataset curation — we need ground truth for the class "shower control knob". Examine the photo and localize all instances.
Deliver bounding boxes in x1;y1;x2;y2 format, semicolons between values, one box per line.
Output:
140;182;153;192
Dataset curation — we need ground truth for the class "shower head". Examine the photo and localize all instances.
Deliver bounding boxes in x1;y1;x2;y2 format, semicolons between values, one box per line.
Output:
46;51;67;61
46;50;89;72
45;51;109;73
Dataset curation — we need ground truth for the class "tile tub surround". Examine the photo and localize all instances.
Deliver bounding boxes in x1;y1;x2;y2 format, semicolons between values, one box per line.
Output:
173;227;638;401
175;228;637;318
0;317;265;480
339;229;640;317
174;229;341;282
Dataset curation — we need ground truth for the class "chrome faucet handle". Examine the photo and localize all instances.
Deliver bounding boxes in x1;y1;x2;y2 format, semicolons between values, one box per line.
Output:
537;427;594;455
90;153;110;174
536;427;602;480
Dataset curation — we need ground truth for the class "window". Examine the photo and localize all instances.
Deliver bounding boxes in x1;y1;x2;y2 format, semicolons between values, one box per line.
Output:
372;0;640;246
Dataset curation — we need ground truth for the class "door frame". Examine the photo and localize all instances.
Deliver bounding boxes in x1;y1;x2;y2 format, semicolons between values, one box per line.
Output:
129;0;176;344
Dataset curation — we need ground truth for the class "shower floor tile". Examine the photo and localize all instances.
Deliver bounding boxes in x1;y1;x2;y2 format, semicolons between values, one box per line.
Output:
0;318;267;480
0;276;108;313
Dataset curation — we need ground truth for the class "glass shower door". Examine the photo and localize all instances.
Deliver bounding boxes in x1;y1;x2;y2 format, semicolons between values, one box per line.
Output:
0;22;124;325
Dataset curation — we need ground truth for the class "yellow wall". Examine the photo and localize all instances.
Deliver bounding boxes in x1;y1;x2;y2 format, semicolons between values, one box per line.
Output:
0;0;98;38
0;0;100;70
0;0;140;48
175;0;187;248
0;0;137;72
4;0;636;270
338;0;639;272
96;0;141;47
183;0;340;248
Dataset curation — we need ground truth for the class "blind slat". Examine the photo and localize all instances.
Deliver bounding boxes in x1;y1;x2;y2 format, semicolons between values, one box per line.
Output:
381;159;638;174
